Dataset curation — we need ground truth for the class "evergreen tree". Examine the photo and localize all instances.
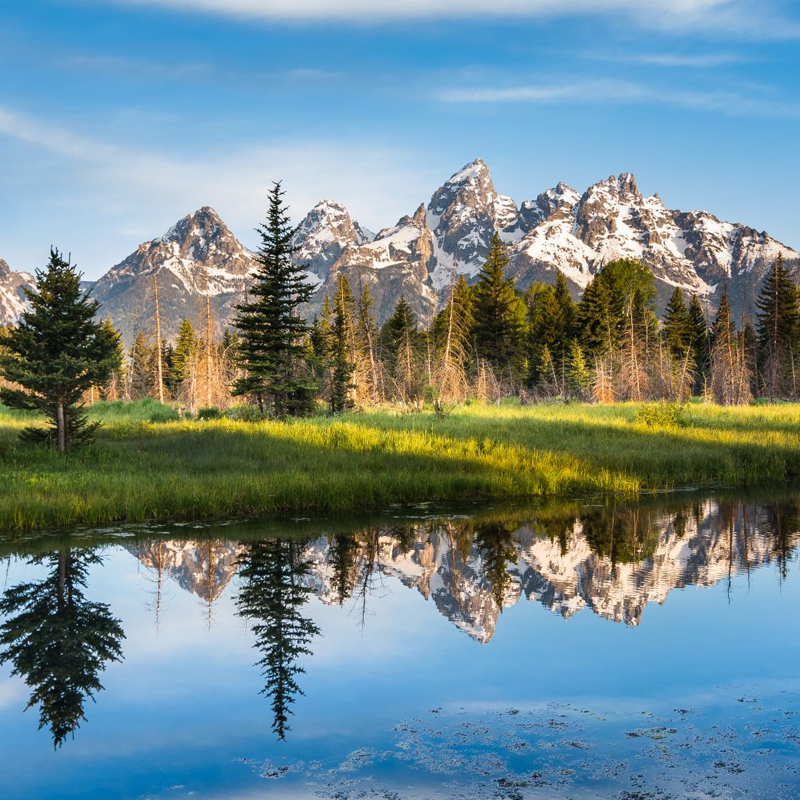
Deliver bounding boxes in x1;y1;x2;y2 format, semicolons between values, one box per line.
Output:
756;254;799;400
0;249;121;451
687;294;710;394
0;548;125;748
380;297;422;401
662;287;692;359
100;318;126;401
127;331;154;400
577;274;617;357
329;276;355;413
236;539;321;740
526;282;568;390
233;183;316;417
567;340;592;400
578;259;656;359
354;282;383;403
171;318;197;387
554;270;576;336
471;233;526;384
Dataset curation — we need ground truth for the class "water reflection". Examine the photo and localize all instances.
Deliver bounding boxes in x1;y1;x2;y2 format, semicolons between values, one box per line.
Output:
1;492;799;748
236;540;321;740
0;549;125;748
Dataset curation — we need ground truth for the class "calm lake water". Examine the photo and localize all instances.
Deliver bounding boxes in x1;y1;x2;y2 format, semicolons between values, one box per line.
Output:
1;490;799;799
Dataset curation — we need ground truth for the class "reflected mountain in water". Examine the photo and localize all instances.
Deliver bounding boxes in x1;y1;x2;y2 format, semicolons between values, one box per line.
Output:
131;496;800;644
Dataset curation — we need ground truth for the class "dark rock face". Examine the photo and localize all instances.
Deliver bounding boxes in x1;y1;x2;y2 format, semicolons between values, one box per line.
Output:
3;161;797;336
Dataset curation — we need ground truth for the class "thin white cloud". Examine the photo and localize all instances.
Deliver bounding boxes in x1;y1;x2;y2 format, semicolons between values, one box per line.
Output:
588;52;749;67
0;103;440;276
76;0;800;37
438;78;800;118
60;54;342;83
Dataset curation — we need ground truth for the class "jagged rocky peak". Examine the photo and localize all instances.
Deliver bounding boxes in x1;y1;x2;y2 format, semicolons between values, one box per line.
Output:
426;158;520;291
518;181;581;231
156;205;251;267
91;206;257;343
293;200;375;281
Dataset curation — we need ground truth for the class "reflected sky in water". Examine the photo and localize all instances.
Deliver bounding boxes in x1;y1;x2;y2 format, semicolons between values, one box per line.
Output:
1;490;799;799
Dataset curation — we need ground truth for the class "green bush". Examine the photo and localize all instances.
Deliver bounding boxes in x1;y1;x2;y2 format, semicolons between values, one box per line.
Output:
635;402;688;428
223;404;266;423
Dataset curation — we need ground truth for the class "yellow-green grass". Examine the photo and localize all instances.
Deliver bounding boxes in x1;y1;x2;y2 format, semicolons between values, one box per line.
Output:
1;400;799;532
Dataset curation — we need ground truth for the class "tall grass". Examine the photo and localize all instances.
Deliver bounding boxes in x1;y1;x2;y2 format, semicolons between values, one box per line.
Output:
1;400;799;532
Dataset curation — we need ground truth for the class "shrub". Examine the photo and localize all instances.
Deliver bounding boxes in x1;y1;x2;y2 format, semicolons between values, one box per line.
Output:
634;402;688;428
223;404;266;423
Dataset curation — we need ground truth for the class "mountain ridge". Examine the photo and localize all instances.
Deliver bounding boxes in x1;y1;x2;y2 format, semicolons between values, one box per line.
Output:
2;160;798;338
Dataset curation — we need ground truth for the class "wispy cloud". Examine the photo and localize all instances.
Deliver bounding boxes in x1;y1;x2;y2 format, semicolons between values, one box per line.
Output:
587;52;750;67
60;54;343;84
437;78;800;118
78;0;800;38
0;103;440;274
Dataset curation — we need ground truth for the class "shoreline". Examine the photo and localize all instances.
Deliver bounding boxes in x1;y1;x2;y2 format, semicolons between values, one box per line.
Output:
2;401;799;534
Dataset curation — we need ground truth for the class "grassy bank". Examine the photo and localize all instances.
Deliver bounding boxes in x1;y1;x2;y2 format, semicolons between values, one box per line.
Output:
1;400;799;532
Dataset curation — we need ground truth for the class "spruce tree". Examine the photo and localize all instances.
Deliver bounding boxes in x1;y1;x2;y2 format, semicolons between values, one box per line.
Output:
687;294;709;394
328;277;355;413
0;249;121;452
354;282;383;402
171;318;197;387
127;331;154;400
662;287;692;358
756;254;799;400
380;297;421;401
526;282;568;390
471;233;526;384
233;183;316;417
568;340;592;400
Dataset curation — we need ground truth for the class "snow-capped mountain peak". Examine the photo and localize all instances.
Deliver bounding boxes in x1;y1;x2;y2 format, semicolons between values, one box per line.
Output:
0;257;35;326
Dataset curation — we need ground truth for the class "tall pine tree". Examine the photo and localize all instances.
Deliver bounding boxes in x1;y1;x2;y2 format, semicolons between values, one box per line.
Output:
233;183;316;417
0;249;121;451
471;233;526;385
755;253;799;400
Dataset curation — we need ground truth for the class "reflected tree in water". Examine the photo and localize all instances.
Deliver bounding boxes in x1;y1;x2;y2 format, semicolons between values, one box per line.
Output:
581;506;659;565
0;548;125;748
475;521;518;609
328;533;359;606
236;538;321;740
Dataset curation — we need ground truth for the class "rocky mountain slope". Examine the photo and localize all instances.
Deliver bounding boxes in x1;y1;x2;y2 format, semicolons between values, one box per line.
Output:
0;257;34;326
3;160;797;336
89;207;258;343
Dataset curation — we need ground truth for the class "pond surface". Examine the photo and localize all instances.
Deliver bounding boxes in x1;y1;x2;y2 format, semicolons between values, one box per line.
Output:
1;489;799;799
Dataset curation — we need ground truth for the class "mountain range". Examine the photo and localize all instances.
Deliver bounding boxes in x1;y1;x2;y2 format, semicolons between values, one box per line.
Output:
2;159;798;342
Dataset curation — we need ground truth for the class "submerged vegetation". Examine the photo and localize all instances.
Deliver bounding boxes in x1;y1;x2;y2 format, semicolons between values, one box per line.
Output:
2;399;800;532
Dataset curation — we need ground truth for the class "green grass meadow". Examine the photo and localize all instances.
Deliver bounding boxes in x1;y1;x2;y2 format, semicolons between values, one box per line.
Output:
1;399;799;532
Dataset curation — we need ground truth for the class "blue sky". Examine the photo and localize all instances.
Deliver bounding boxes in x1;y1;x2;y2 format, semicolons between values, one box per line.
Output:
1;0;799;280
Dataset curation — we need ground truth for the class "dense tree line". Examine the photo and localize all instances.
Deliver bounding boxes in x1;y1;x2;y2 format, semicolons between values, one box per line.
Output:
3;191;799;448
